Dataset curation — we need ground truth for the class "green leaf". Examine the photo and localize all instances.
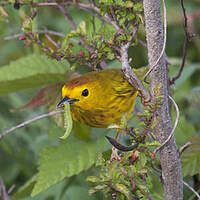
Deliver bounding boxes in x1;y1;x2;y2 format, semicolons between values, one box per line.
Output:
65;185;93;200
14;179;67;200
181;136;200;177
0;54;69;94
170;62;199;88
114;183;132;200
31;135;110;196
174;115;196;146
187;86;200;109
73;121;91;141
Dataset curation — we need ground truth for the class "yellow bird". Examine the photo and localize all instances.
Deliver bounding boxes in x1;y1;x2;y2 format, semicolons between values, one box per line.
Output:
58;69;138;128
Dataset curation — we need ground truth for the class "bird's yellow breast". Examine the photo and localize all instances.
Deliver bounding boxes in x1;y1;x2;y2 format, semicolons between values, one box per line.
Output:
62;69;138;128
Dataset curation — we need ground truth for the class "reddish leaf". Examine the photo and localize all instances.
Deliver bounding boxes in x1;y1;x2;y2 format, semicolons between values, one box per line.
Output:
12;70;82;127
12;83;63;112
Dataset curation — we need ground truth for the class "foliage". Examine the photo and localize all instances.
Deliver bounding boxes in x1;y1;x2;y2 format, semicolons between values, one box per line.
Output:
0;0;200;199
32;131;110;197
87;142;159;200
0;54;69;94
182;136;200;177
87;93;162;199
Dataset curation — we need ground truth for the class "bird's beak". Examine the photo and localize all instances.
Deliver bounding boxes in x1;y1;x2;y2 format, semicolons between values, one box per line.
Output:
57;96;79;107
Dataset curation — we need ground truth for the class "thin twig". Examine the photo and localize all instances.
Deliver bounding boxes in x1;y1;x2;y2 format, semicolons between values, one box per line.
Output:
170;0;189;84
79;7;110;25
0;177;11;200
151;165;200;199
0;1;68;7
179;142;200;155
179;141;192;155
0;1;100;16
138;39;147;47
109;6;120;29
57;5;77;30
0;110;64;141
7;185;15;195
154;95;180;154
183;181;200;200
80;2;119;30
90;0;96;33
143;0;167;81
1;1;119;31
77;2;119;31
4;30;65;40
45;34;60;49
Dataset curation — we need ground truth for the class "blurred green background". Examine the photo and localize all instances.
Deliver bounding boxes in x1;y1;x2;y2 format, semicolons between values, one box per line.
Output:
0;0;199;199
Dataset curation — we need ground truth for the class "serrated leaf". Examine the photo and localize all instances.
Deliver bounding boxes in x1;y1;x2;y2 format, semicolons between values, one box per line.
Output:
31;135;110;196
181;136;200;177
0;54;69;94
114;183;132;200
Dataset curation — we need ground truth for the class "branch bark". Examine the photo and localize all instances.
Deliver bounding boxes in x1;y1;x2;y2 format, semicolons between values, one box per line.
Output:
0;177;11;200
143;0;183;199
120;42;151;102
0;110;63;141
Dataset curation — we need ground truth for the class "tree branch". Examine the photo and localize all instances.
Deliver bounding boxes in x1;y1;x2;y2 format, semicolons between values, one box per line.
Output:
78;6;110;25
170;0;190;84
4;30;65;40
120;26;151;103
0;1;70;7
0;177;11;200
57;5;77;30
179;142;192;154
143;0;167;81
0;110;63;141
143;0;183;199
183;181;200;200
45;34;60;49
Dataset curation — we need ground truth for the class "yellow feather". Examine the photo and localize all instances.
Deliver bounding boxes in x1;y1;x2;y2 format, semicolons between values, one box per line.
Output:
61;69;139;128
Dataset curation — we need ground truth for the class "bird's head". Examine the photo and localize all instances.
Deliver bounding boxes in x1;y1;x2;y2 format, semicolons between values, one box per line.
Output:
57;75;99;109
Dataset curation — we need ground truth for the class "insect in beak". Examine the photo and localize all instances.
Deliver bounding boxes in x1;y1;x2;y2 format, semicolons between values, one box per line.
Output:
57;96;79;108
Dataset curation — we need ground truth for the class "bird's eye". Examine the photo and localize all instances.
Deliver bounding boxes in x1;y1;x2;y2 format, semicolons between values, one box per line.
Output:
82;89;89;97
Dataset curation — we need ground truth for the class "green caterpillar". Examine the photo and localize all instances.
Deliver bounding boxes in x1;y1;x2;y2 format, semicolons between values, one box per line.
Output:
60;102;73;139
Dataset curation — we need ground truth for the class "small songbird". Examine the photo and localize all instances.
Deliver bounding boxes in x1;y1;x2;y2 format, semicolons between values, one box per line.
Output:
57;69;139;128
